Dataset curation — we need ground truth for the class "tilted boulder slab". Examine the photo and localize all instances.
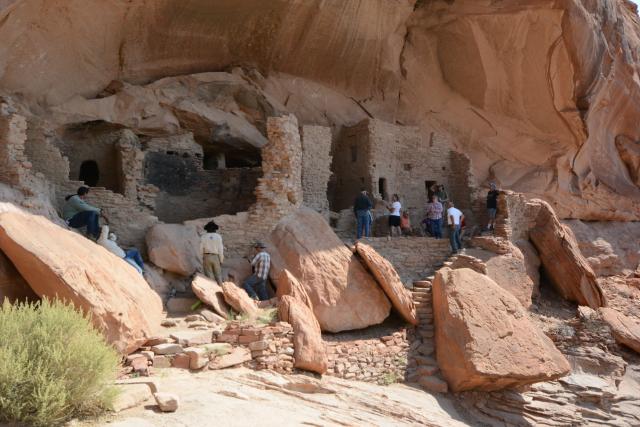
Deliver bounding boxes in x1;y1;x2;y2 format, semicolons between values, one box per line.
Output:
355;241;417;325
600;308;640;354
146;223;201;276
433;267;570;392
268;208;390;332
0;211;163;354
529;200;605;308
221;281;258;316
279;293;328;375
191;274;229;319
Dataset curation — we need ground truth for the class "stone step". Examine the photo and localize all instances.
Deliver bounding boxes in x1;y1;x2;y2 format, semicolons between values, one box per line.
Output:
417;343;434;356
417;365;439;376
413;281;432;289
413;355;437;366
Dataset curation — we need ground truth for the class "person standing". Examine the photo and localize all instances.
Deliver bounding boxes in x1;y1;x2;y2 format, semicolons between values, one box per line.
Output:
447;202;464;254
243;242;271;301
485;182;500;232
436;185;449;205
62;186;102;239
200;221;224;285
353;189;373;239
387;194;402;238
425;194;444;239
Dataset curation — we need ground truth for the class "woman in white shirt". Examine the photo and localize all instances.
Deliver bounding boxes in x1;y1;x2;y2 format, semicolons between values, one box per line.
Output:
387;194;402;238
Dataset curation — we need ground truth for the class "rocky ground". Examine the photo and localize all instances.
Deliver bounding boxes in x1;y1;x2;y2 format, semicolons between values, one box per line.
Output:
76;367;467;427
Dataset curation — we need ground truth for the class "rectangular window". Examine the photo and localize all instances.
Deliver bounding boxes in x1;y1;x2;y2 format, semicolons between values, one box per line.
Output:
350;145;357;162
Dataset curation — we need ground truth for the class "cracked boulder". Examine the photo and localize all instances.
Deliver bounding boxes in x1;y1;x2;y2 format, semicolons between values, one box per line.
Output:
268;208;390;332
0;210;163;354
433;267;570;392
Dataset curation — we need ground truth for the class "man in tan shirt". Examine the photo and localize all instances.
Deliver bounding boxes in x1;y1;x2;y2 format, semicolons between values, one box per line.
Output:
200;221;224;285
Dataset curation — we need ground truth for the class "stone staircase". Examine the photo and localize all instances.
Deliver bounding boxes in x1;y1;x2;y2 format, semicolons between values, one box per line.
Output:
407;278;449;393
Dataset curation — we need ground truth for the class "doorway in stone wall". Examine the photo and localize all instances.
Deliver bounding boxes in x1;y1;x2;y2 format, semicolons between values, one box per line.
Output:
425;180;437;200
378;177;388;201
79;160;99;187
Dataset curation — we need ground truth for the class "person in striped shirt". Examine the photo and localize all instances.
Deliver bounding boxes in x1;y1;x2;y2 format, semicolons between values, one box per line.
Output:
243;242;271;301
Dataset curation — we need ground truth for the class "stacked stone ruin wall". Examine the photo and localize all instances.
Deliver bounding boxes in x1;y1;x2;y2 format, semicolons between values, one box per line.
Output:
207;114;303;258
363;237;452;283
330;120;373;210
24;118;70;187
332;118;473;229
494;191;544;242
301;125;332;214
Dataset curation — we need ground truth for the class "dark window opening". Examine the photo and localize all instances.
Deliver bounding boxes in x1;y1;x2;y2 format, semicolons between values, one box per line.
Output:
350;145;358;162
404;163;412;171
426;180;436;199
379;177;388;201
79;160;99;187
429;132;435;147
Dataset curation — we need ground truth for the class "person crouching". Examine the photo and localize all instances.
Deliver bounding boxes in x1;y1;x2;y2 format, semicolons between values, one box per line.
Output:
243;242;271;301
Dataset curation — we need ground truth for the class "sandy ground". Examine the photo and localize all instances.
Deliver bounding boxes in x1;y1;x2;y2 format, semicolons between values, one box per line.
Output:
85;367;470;427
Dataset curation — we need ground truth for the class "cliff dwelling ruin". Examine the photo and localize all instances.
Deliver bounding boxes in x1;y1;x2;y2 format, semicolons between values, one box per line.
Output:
1;0;640;426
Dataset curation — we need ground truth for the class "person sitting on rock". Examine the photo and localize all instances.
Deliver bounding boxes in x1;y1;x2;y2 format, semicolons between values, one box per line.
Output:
62;186;102;239
243;242;271;301
200;221;224;285
97;225;144;274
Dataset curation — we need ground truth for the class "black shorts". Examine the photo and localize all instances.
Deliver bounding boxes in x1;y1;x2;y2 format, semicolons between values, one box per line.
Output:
389;215;401;227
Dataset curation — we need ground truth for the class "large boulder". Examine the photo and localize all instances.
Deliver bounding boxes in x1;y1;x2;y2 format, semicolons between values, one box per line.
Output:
268;208;390;332
529;201;605;308
278;270;327;374
433;267;570;392
146;224;201;276
221;282;258;316
355;242;417;325
0;250;38;303
0;211;163;354
600;308;640;354
191;274;229;319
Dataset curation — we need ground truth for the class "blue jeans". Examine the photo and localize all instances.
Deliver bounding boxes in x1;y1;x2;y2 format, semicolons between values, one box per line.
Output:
124;257;143;275
356;210;371;239
68;211;100;238
243;274;269;301
450;225;462;253
125;249;144;270
429;218;442;239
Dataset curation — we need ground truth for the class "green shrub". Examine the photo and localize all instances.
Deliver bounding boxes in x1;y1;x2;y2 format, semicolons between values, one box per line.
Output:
0;299;119;426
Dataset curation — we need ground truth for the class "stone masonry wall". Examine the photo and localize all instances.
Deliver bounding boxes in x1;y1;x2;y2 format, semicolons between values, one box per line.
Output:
331;119;466;229
301;125;332;214
493;191;544;242
324;329;410;384
331;120;372;210
0;114;30;187
189;114;304;258
363;237;452;284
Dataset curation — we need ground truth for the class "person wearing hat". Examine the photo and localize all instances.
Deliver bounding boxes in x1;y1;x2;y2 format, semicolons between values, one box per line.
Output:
485;182;500;232
243;242;271;301
200;221;224;285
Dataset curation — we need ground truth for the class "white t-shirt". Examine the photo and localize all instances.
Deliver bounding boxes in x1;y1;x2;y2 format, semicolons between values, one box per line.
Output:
447;207;463;225
391;201;401;217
